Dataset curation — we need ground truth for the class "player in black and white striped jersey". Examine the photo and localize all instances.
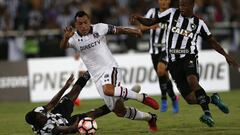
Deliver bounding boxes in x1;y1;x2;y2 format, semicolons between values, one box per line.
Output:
25;72;143;135
25;73;111;135
131;0;240;127
139;0;179;113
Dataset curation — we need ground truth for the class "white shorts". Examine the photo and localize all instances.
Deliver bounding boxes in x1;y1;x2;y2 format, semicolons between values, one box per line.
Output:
95;67;122;110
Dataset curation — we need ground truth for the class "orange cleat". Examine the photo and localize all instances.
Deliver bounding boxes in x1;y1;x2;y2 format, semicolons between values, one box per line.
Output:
148;113;158;132
142;94;160;110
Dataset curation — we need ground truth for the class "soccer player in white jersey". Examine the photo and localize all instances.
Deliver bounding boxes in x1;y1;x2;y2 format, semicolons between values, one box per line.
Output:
60;11;159;132
131;0;240;127
139;0;179;113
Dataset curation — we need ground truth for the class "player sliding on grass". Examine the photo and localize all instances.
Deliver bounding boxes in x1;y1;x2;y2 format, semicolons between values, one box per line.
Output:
25;73;141;135
130;0;240;127
60;11;159;132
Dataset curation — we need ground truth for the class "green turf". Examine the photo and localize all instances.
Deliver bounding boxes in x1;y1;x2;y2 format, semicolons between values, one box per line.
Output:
0;90;240;135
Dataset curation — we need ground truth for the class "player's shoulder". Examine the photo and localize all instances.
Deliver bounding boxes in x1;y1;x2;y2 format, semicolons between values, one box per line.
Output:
93;23;108;30
194;17;207;26
147;8;156;13
92;23;110;35
168;8;177;13
33;106;46;113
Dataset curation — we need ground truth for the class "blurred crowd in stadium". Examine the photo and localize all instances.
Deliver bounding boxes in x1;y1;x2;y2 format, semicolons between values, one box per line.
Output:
0;0;239;61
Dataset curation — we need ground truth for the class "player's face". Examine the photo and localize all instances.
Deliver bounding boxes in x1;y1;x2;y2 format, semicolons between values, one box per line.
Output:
179;0;194;17
158;0;171;11
36;113;48;126
75;16;91;36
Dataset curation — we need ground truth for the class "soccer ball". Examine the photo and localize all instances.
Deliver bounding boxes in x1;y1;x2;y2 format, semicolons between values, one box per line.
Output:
78;117;97;135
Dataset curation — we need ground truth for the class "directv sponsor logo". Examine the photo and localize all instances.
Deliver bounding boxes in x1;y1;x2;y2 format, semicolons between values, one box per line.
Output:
0;76;28;89
80;40;100;51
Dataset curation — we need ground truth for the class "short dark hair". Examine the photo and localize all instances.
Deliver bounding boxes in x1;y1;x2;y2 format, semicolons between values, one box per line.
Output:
25;111;37;125
74;11;89;21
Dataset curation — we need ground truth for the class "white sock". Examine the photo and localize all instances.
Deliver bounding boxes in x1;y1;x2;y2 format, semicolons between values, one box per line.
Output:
114;86;143;102
124;107;151;121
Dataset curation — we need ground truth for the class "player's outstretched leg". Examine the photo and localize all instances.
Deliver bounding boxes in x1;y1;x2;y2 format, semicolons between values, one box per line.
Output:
113;100;158;132
123;107;158;132
148;112;158;132
142;93;160;110
112;86;159;110
211;93;229;114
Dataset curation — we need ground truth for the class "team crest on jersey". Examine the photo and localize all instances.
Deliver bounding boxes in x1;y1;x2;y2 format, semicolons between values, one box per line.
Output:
191;23;196;30
93;33;100;38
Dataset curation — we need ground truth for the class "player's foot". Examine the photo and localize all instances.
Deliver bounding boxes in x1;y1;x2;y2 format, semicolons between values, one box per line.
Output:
172;96;179;113
211;93;229;114
142;94;159;110
148;113;158;132
160;99;167;112
131;84;141;93
199;114;215;127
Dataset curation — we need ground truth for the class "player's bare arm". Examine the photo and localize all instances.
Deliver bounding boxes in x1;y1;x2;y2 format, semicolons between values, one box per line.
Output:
44;74;74;111
208;37;240;69
130;14;160;26
138;24;160;32
60;26;75;49
115;27;142;37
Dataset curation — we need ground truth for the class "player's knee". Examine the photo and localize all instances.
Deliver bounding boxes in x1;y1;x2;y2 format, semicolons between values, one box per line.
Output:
157;68;166;77
157;63;167;77
187;75;199;91
185;95;197;104
103;84;114;96
113;110;125;117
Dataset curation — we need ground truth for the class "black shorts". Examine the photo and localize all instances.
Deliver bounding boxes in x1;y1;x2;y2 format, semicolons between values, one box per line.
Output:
51;95;74;120
151;52;167;71
168;55;199;98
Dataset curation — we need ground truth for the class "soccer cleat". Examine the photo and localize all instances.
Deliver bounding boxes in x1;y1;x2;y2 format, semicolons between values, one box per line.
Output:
131;84;141;93
160;99;168;112
211;93;229;114
148;113;158;132
142;94;160;110
172;96;179;113
199;114;215;127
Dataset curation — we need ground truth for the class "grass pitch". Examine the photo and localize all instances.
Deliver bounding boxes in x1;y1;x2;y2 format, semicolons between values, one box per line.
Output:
0;90;240;135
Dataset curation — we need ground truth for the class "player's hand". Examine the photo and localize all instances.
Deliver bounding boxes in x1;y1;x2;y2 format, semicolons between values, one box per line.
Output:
225;55;240;70
64;26;74;39
64;74;74;88
129;14;141;25
133;28;143;38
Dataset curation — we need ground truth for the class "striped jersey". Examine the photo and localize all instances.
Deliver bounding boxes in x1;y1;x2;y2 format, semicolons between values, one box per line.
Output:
145;8;168;54
31;106;69;135
68;23;118;82
156;8;212;62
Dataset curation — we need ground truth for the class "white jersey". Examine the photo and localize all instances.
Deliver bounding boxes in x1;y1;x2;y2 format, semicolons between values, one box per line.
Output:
69;23;118;81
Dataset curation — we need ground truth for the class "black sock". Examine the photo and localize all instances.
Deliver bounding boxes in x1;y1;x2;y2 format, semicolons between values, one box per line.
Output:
195;88;211;116
159;76;167;100
74;71;90;88
166;80;176;101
